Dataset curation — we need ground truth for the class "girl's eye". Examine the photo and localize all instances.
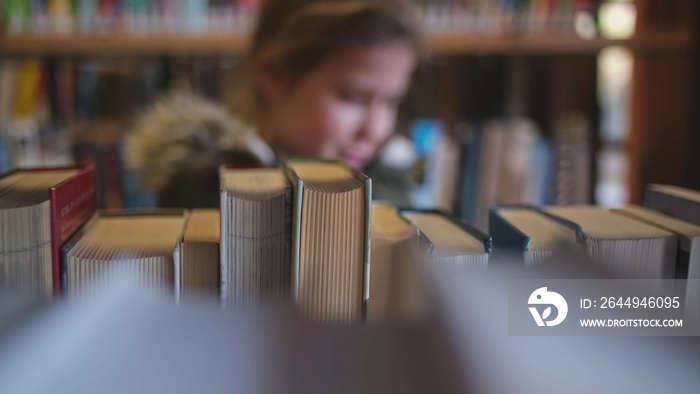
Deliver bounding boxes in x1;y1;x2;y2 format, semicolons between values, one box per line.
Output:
339;90;367;104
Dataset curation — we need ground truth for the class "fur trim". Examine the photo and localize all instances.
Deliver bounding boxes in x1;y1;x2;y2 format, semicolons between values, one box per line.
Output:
126;91;274;189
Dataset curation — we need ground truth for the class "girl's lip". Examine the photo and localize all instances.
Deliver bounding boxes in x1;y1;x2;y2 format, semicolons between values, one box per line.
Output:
342;154;371;167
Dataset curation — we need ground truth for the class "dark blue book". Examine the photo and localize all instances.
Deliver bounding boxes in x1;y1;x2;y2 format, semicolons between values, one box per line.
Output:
456;125;483;226
489;205;585;265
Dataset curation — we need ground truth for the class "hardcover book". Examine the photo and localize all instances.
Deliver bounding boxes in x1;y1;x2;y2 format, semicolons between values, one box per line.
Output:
545;205;677;279
0;165;96;298
402;209;491;269
368;201;422;322
181;209;220;301
489;205;583;265
219;166;292;307
61;209;187;299
613;205;700;318
285;159;370;324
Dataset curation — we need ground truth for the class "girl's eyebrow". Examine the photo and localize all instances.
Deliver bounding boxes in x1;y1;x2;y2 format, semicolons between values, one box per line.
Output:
340;79;406;95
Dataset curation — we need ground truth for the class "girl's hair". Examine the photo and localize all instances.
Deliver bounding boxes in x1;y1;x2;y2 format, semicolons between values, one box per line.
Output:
233;0;424;124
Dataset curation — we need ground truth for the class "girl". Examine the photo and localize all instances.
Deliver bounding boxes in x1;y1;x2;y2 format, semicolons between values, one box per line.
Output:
127;0;423;208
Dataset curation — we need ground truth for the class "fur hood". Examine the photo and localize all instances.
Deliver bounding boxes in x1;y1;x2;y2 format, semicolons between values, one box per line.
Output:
126;91;275;190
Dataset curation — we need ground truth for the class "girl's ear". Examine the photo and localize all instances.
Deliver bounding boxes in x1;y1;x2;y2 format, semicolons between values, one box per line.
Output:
255;51;290;103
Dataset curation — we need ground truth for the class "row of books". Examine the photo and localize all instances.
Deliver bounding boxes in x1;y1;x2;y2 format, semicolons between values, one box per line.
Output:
0;161;492;325
2;0;260;35
490;186;700;317
2;0;609;37
0;59;75;171
418;0;603;36
4;161;700;324
410;116;591;232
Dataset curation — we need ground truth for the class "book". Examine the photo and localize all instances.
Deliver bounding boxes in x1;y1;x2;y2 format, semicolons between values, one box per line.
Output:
497;118;541;205
181;209;220;301
407;119;459;212
489;205;583;265
368;201;422;323
453;123;478;220
645;184;700;226
61;209;187;299
613;205;700;319
219;166;291;307
76;0;98;33
473;121;505;232
285;159;370;324
551;115;591;205
454;119;553;230
544;205;678;279
0;166;96;298
402;209;491;269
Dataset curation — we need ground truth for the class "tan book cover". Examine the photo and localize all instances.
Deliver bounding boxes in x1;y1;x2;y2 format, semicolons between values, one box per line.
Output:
285;158;371;324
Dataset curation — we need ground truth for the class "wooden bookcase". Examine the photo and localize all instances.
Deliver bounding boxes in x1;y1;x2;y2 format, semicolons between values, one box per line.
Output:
0;0;694;205
628;0;695;203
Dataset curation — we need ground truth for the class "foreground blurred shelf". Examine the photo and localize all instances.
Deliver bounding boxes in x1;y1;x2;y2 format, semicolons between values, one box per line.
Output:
0;32;691;56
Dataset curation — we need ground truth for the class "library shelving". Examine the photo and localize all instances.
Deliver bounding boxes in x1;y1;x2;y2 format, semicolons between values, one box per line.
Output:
0;0;696;207
0;32;692;56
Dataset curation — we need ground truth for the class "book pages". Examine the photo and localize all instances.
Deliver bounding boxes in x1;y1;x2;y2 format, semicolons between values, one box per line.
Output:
0;170;78;298
405;212;489;269
495;207;580;265
65;213;186;298
181;209;220;301
220;168;291;307
289;161;368;324
546;205;677;279
369;202;423;323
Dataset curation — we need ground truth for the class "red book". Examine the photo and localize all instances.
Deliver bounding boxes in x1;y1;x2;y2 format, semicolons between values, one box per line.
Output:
0;165;96;297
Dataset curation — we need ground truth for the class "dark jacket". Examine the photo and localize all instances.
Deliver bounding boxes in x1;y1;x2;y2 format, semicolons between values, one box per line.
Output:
127;92;410;209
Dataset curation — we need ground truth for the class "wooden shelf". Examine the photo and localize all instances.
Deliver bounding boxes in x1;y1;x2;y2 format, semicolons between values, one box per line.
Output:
0;33;249;56
0;32;692;56
429;32;693;55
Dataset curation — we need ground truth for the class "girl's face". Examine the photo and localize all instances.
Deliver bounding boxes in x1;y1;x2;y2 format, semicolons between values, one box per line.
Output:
264;41;416;168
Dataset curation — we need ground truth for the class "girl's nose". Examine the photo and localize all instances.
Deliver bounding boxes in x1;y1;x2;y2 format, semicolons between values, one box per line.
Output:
357;104;392;144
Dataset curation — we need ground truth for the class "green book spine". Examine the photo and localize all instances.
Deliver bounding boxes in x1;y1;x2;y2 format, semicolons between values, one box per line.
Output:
286;171;303;302
4;0;30;32
362;175;372;320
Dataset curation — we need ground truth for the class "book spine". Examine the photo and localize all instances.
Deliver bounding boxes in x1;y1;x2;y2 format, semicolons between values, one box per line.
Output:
173;238;181;303
534;206;587;247
59;213;95;294
290;178;303;301
219;187;228;305
4;0;31;34
459;126;483;225
402;208;492;255
76;0;97;33
49;165;97;296
283;184;292;299
362;176;372;322
488;207;528;263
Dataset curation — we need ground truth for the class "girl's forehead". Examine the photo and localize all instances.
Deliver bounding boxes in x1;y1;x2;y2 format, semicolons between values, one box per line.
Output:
312;42;417;84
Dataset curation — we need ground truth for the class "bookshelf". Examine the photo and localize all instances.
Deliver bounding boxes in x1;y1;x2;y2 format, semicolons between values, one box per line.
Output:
627;0;695;203
0;0;696;207
0;32;692;56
